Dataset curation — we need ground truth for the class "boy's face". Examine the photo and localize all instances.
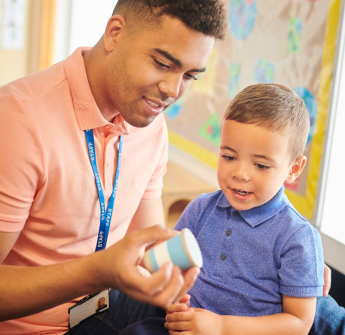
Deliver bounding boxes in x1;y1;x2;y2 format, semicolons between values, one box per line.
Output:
217;120;306;211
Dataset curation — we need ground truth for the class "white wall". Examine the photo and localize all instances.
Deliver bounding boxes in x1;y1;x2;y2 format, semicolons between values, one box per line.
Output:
0;0;29;85
69;0;117;52
54;0;117;64
54;0;72;64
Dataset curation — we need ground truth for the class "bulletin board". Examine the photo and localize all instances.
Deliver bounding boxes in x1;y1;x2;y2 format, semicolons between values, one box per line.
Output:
165;0;341;219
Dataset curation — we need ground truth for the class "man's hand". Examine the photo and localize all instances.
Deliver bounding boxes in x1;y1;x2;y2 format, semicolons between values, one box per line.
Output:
95;225;200;309
323;263;332;297
165;308;222;335
0;225;200;321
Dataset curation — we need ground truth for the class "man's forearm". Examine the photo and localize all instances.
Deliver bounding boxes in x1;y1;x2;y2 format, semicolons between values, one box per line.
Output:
0;252;106;321
221;313;311;335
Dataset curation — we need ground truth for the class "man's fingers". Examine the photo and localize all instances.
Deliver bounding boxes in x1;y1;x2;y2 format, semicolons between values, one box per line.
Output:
131;225;179;250
128;262;173;296
109;226;200;310
150;266;186;308
137;265;151;278
126;265;185;309
174;267;200;303
118;264;183;309
143;262;177;295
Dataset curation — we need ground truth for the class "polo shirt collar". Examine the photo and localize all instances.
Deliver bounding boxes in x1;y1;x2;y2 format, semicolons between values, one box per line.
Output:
217;186;288;227
64;47;129;135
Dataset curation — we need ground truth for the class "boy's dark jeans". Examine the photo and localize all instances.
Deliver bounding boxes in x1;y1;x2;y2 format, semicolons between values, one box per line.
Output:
65;290;345;335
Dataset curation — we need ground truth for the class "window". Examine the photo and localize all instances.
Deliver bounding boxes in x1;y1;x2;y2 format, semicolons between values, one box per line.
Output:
54;0;117;64
318;1;345;274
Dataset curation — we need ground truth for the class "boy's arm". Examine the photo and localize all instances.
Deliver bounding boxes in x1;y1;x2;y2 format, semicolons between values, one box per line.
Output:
166;295;316;335
220;295;316;335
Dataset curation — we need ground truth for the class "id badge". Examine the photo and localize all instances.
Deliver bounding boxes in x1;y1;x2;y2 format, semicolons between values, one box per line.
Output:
68;289;110;329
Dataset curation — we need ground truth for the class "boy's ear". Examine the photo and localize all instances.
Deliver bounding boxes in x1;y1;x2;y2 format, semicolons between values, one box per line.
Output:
285;155;307;184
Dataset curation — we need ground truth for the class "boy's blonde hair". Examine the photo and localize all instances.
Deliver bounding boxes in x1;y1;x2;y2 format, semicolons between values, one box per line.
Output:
224;84;310;161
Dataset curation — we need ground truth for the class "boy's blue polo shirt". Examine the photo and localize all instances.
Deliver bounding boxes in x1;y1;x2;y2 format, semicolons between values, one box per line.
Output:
175;187;324;316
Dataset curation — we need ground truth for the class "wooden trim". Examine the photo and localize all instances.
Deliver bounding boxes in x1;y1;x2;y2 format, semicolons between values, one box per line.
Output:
27;0;42;74
39;0;57;70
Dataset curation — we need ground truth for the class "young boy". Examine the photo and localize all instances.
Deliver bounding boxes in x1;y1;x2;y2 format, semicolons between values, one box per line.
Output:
120;84;324;335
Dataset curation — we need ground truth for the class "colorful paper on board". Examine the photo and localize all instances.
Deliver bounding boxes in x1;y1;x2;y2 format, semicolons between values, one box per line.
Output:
254;60;274;84
293;87;317;145
228;62;241;99
193;49;218;96
198;113;221;146
287;18;303;54
165;96;184;119
229;0;257;40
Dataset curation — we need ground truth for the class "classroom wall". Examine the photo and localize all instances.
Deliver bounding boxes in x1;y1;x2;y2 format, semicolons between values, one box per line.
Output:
0;0;57;86
0;0;30;86
165;0;341;222
54;0;117;64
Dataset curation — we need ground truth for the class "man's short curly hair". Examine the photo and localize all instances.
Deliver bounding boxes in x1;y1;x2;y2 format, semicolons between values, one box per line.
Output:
113;0;227;40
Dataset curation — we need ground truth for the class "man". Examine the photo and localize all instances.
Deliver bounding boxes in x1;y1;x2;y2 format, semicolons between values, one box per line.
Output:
0;0;227;334
0;0;342;334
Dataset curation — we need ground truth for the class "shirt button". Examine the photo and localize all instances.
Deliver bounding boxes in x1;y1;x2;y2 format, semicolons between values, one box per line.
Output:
221;254;227;261
234;211;239;216
226;230;232;236
106;162;109;170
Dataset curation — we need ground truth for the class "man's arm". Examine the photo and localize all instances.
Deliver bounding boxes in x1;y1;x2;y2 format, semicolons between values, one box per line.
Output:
0;225;199;322
0;231;20;263
126;197;165;233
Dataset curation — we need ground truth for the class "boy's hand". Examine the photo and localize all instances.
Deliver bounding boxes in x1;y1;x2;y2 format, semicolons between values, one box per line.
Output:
98;225;200;309
165;308;223;335
178;293;191;307
166;294;192;316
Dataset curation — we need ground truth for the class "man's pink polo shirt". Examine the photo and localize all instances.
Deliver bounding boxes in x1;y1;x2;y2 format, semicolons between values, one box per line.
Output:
0;48;168;334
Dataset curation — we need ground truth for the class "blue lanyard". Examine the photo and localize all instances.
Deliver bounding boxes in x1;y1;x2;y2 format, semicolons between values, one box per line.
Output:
85;129;123;251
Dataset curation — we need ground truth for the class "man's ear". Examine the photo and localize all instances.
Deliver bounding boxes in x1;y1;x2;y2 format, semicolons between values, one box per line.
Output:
285;155;307;184
103;15;127;52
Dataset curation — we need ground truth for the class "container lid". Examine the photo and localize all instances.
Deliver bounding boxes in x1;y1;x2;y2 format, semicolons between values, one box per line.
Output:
181;228;203;268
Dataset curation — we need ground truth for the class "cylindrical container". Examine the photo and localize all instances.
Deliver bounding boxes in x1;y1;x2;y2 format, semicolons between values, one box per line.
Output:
143;228;203;273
